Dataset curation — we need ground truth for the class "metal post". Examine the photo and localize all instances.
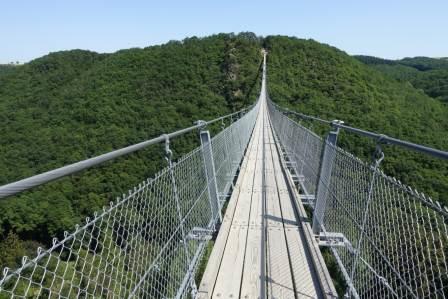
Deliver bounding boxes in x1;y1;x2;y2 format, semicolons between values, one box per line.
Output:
223;129;234;188
312;121;342;235
229;116;242;175
200;130;222;226
220;119;233;187
163;136;197;297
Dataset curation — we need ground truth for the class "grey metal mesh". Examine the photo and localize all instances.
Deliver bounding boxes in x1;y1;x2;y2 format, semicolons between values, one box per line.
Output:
0;102;259;299
268;100;323;202
268;100;448;298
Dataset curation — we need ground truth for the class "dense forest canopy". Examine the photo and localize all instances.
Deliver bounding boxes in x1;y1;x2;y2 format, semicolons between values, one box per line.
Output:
0;33;263;270
355;55;448;103
0;65;18;77
264;35;448;205
0;33;447;279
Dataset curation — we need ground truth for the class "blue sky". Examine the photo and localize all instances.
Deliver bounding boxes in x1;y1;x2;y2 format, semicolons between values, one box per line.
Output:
1;0;447;63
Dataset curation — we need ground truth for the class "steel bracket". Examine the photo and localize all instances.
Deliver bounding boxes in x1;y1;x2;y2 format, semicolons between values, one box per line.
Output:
318;232;355;253
300;194;316;205
187;227;215;241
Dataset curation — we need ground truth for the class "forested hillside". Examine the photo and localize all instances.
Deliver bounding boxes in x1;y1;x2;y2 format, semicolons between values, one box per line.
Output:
1;33;447;278
264;36;448;206
355;55;448;103
0;65;18;77
0;33;262;270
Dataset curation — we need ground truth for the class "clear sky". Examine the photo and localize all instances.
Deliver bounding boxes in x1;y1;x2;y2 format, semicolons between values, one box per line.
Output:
1;0;447;63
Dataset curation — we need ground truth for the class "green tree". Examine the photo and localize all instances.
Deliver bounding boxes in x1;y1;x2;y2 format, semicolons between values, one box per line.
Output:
0;232;26;269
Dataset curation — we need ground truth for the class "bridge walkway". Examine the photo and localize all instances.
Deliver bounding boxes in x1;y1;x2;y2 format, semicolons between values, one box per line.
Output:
197;78;335;298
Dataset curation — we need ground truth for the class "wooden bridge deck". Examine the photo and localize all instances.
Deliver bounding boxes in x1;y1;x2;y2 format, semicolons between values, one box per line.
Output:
197;91;336;298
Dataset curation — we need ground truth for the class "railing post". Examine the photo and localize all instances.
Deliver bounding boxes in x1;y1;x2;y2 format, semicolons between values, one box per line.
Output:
221;120;233;187
312;120;342;235
200;129;222;227
229;116;242;175
163;136;197;297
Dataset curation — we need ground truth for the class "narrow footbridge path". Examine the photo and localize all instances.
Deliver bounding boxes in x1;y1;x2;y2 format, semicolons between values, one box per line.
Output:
0;52;447;299
198;57;335;298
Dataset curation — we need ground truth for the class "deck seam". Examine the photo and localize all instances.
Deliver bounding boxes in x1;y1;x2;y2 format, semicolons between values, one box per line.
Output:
197;109;262;298
238;119;263;299
265;111;300;299
269;113;338;299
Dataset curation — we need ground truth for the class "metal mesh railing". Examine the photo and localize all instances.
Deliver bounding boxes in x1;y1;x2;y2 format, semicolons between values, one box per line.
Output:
0;101;259;299
325;145;448;298
212;111;256;204
268;100;324;202
268;100;448;298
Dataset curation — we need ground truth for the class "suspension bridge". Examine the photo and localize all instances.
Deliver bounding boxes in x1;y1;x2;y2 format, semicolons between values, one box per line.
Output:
0;52;447;298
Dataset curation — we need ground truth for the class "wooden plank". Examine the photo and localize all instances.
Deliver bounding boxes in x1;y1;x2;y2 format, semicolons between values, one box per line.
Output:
266;226;295;298
198;114;262;298
265;154;283;229
284;227;319;298
200;98;329;299
239;125;264;298
240;225;263;299
266;110;329;298
248;189;263;227
248;136;264;226
213;130;262;296
271;148;299;228
265;190;283;228
269;118;338;298
264;112;296;299
197;178;246;297
212;224;250;298
201;105;264;298
232;190;253;226
277;189;298;228
232;125;261;225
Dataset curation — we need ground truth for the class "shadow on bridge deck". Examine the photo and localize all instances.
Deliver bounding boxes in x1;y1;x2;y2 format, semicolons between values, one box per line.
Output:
197;69;337;298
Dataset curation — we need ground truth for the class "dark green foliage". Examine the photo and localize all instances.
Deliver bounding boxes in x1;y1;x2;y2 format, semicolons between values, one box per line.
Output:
400;56;448;71
354;55;398;66
267;38;447;296
1;33;447;295
355;55;448;103
0;65;18;77
195;240;215;286
0;33;262;271
321;248;347;297
264;36;448;206
0;232;25;268
0;232;41;269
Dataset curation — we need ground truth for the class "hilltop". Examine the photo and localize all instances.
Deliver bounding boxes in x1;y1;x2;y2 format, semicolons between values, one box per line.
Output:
355;55;448;103
264;36;448;203
0;33;263;269
0;64;18;77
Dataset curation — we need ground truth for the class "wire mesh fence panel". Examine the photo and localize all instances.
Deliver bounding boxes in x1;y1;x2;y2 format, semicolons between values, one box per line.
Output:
0;103;259;299
211;103;258;202
210;129;230;198
268;99;448;298
268;100;323;202
326;146;448;298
